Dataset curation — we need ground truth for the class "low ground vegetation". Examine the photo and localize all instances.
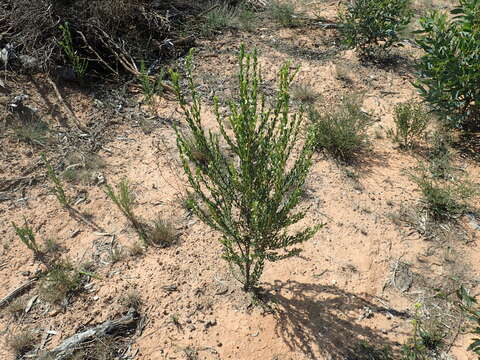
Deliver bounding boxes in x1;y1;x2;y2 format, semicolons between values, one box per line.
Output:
412;163;476;218
310;94;371;163
267;0;302;27
388;101;430;149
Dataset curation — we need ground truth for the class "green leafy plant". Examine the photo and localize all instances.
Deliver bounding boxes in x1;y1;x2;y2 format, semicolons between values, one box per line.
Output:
138;60;164;104
39;260;81;304
415;0;480;128
58;22;88;81
388;101;430;148
401;307;428;360
457;286;480;357
105;180;149;244
339;0;413;58
42;154;69;207
12;219;42;259
171;45;321;292
310;95;371;162
401;303;444;359
12;220;61;269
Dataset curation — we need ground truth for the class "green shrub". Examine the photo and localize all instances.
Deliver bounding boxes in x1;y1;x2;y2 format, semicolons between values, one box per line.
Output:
415;0;480;128
12;220;61;269
39;261;81;304
105;180;149;244
12;219;42;259
310;95;371;162
58;22;88;81
171;46;321;292
138;61;164;104
388;101;429;148
457;286;480;357
42;154;69;207
401;303;445;359
339;0;413;58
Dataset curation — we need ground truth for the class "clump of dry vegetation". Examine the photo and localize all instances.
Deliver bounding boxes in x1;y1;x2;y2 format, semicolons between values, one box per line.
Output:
148;217;177;247
6;330;36;357
38;260;82;304
310;94;371;163
0;0;255;80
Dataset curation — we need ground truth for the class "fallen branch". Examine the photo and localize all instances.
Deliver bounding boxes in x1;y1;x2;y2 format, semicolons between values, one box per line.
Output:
46;76;88;133
0;279;37;309
46;308;139;360
93;25;175;94
78;30;119;77
0;176;41;192
67;206;106;233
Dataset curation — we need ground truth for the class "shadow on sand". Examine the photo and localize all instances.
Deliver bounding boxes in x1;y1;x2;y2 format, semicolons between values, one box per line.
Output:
263;280;409;359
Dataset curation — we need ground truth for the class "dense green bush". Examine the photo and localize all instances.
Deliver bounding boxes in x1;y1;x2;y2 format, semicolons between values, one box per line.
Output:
458;286;480;357
171;46;320;292
388;101;430;149
415;0;480;128
310;95;371;162
338;0;413;58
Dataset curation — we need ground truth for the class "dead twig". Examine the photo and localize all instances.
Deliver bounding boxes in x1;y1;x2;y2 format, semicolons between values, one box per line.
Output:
78;30;119;77
46;76;88;132
93;25;175;94
0;175;43;192
0;279;37;309
67;206;106;233
46;308;139;360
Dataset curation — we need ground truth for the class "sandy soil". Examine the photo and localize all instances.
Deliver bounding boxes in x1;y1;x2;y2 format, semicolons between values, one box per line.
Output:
1;1;479;359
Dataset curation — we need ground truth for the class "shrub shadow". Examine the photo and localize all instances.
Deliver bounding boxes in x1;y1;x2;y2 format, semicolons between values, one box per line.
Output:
452;132;480;163
263;280;408;359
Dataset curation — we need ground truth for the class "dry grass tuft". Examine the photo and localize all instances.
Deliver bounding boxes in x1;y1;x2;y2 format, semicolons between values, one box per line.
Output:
6;330;36;356
291;84;319;105
119;289;142;310
148;217;177;247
